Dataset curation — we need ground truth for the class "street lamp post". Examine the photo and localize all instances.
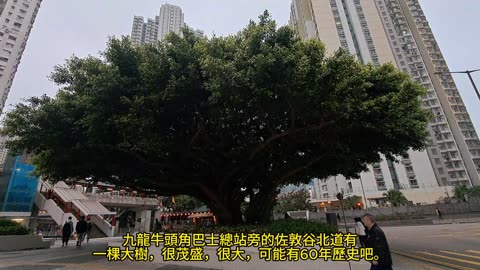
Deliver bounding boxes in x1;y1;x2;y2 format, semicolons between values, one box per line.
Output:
359;176;369;210
434;69;480;102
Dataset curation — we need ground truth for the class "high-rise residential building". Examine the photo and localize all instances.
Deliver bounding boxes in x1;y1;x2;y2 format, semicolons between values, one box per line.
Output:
158;3;184;41
145;16;159;43
0;136;8;173
289;0;317;40
290;0;480;205
131;15;146;46
0;0;42;114
131;3;191;46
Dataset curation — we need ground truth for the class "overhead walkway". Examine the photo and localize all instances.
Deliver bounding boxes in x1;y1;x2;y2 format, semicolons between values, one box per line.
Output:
35;180;115;237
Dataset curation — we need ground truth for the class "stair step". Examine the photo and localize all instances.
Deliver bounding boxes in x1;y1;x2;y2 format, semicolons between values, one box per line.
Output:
88;223;107;239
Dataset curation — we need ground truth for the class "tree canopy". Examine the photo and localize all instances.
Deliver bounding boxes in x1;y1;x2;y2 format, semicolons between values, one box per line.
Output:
383;189;409;207
342;195;362;210
1;11;430;224
274;189;315;214
453;185;480;201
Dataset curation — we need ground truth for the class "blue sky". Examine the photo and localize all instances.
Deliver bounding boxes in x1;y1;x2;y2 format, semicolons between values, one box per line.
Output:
5;0;480;131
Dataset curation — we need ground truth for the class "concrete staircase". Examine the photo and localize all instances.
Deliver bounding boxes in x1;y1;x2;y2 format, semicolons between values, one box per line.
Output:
88;223;107;239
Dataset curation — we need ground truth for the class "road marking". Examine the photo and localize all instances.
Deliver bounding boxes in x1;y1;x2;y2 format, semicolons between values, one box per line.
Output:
426;232;480;238
392;250;475;270
440;250;480;260
466;250;480;255
417;251;480;266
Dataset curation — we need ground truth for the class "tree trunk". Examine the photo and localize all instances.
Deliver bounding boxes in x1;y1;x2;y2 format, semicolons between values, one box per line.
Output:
211;199;243;225
245;185;278;224
199;184;243;225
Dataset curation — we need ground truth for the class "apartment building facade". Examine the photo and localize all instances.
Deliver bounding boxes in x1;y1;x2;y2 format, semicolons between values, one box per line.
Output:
0;0;42;114
290;0;479;205
130;3;203;46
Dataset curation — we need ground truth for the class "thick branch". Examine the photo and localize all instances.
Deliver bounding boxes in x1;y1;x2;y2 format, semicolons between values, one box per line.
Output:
102;145;171;170
248;121;335;160
276;155;325;184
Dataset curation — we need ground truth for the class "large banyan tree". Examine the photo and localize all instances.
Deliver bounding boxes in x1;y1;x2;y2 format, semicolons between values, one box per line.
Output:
1;12;430;225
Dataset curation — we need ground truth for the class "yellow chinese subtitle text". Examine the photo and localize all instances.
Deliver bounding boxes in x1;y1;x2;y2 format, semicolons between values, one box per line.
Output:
91;232;380;262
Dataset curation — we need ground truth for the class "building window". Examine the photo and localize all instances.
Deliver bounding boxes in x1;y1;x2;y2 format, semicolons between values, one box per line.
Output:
377;182;386;190
409;179;419;187
0;57;8;62
8;35;16;41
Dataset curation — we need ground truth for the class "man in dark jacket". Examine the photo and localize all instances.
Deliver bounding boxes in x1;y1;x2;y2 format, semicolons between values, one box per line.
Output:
61;221;72;247
361;214;393;270
75;216;88;247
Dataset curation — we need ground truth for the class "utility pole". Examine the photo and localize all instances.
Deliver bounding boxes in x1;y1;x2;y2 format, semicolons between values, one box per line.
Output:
359;176;369;209
435;69;480;102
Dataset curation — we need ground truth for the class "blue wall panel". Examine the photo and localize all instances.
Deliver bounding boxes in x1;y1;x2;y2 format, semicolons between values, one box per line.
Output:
1;156;39;212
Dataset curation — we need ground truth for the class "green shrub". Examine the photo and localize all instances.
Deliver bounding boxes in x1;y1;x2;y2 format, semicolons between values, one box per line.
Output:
0;219;31;235
0;219;18;227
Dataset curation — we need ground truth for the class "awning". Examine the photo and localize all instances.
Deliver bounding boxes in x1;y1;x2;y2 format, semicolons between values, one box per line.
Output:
72;200;115;216
53;187;87;202
188;212;213;218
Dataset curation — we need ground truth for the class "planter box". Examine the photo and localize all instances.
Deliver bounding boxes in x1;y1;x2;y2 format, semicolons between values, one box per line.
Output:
0;235;53;252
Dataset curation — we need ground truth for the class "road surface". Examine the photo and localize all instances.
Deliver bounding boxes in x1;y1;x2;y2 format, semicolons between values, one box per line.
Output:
384;223;480;270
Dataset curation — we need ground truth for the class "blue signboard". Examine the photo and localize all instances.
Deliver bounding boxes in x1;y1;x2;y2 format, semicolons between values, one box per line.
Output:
1;156;39;212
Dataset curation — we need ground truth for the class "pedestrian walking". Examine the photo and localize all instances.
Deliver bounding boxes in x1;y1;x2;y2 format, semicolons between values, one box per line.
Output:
67;216;74;239
435;207;443;220
75;216;88;247
61;220;72;247
86;217;93;243
354;217;367;247
361;214;393;270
